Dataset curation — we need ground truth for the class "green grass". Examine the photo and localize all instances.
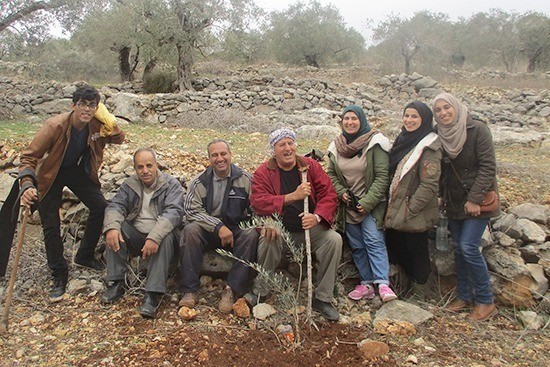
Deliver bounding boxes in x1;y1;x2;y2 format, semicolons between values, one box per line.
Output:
2;120;546;206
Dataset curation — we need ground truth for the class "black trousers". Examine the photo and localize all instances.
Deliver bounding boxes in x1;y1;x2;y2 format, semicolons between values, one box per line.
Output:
38;166;107;280
385;229;431;285
179;222;258;295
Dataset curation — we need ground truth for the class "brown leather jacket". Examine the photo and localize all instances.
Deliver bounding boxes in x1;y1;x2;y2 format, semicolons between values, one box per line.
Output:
19;111;125;200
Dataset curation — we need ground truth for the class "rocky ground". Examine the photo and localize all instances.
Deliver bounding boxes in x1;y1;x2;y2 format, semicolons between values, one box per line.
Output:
0;70;549;366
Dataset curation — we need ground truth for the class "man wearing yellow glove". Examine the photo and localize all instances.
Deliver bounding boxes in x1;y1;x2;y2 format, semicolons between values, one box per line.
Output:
19;84;125;302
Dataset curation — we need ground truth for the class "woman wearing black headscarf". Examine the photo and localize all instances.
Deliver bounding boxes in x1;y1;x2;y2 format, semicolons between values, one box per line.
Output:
385;101;442;299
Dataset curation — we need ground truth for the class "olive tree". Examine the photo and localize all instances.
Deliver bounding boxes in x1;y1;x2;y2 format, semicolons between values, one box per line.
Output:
266;0;365;67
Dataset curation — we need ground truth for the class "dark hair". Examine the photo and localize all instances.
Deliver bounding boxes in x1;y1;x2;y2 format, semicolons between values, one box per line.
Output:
207;139;231;155
72;84;100;104
133;147;157;165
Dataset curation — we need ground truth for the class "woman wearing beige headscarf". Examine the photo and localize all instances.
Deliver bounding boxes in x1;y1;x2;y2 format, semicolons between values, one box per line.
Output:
433;93;500;322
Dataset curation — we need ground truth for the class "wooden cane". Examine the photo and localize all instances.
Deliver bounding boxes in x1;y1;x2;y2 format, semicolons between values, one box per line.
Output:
300;167;314;322
0;206;30;333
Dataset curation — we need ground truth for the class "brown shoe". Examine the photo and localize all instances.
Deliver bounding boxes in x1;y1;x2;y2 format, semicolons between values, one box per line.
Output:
445;299;471;312
218;287;235;314
469;303;498;321
179;292;198;308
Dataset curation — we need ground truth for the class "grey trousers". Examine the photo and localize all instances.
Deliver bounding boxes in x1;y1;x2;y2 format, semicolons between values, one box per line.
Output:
179;222;259;295
252;225;342;303
105;221;175;293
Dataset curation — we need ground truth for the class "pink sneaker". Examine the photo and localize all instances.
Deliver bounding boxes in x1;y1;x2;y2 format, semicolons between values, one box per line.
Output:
378;284;398;303
347;284;376;300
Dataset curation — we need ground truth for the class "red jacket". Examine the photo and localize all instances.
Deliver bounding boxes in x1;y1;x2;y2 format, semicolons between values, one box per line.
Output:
251;155;338;226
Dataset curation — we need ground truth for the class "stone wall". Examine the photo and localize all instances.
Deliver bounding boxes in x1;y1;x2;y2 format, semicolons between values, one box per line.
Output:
1;70;548;143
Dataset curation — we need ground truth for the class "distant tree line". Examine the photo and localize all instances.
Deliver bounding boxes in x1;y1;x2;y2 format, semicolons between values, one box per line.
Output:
1;1;549;90
370;9;550;75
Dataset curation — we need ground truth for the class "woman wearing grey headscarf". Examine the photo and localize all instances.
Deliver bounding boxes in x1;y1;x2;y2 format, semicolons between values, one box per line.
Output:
433;93;500;321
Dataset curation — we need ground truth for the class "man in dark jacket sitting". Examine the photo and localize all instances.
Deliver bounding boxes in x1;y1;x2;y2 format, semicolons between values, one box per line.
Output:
178;139;258;313
101;148;184;319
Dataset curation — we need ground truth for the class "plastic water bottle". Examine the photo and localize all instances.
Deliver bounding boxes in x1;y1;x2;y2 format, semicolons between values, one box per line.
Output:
436;210;450;252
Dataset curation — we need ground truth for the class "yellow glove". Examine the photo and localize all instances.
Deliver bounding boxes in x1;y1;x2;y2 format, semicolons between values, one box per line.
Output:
94;102;116;137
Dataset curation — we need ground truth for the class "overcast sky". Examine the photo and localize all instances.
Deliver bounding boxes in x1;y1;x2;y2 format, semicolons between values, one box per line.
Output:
255;0;550;43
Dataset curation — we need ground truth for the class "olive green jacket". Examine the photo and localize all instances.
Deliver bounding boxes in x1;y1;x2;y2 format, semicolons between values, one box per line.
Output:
327;133;391;231
384;133;442;232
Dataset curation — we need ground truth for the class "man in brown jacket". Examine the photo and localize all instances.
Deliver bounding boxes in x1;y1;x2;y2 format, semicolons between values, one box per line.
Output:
19;85;125;302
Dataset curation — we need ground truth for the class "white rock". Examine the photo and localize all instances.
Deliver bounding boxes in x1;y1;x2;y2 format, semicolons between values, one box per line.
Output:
67;279;87;293
518;310;545;330
252;303;277;320
526;264;549;298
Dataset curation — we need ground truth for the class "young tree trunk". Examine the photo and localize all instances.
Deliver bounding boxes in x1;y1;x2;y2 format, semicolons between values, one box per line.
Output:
176;43;194;91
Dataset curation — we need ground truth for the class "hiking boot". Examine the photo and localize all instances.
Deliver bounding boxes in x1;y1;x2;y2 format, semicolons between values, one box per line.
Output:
347;284;376;300
312;298;340;321
469;303;498;322
74;255;105;271
49;278;67;303
178;292;198;308
218;287;236;314
445;299;471;312
378;284;398;303
102;280;125;304
139;292;160;319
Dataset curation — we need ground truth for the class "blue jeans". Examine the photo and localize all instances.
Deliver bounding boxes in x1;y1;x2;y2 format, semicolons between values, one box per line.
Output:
448;218;493;304
346;214;389;285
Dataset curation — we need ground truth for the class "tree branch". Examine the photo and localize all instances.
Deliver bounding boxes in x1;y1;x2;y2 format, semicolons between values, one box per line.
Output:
0;1;66;33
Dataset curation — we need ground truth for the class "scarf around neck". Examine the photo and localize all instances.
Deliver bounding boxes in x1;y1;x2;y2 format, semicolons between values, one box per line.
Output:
389;101;434;179
433;93;468;159
340;105;371;143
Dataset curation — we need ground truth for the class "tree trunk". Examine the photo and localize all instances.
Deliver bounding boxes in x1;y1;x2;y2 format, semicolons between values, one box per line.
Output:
118;46;133;81
142;58;157;80
176;43;194;91
404;56;411;75
527;48;542;72
304;54;319;68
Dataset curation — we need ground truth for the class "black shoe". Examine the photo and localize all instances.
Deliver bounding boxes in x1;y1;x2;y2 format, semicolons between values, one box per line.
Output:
74;256;105;271
49;278;67;302
102;280;125;304
139;292;161;319
312;297;340;321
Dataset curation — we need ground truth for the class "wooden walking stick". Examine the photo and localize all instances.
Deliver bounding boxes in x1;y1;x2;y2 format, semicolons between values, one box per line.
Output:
0;206;30;333
300;167;314;322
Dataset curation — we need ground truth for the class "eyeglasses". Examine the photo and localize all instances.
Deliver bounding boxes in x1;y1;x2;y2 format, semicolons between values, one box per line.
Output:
76;101;98;110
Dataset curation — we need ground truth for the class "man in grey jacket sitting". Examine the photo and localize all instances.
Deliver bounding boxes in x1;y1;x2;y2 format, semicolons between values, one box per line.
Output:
179;139;258;313
101;148;184;318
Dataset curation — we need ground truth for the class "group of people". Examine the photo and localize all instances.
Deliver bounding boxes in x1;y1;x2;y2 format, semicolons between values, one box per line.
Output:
11;84;500;322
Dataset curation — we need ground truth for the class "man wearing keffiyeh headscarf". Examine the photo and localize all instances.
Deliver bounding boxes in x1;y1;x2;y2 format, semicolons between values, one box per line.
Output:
248;127;342;321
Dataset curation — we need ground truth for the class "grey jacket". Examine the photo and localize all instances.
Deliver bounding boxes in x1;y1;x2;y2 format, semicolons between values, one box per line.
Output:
185;164;253;234
103;171;184;244
385;133;442;232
